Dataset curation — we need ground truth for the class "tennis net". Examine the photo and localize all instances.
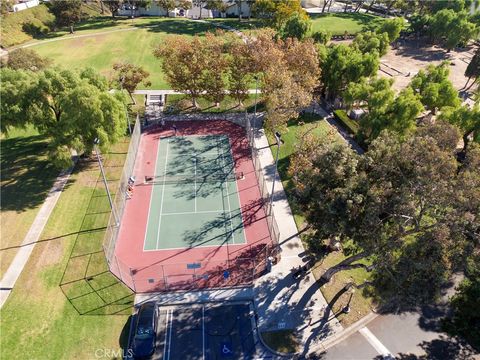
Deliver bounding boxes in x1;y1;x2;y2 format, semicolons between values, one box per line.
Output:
143;172;244;185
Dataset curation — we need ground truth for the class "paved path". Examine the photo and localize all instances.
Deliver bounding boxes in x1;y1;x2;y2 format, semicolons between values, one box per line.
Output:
133;89;260;95
251;116;344;356
0;162;75;309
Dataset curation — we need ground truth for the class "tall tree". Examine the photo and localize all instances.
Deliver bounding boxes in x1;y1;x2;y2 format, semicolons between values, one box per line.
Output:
280;11;312;40
201;33;229;106
226;37;254;105
429;9;478;52
289;125;479;305
154;36;209;107
344;77;423;142
2;48;52;72
102;0;123;18
320;43;380;100
353;31;390;56
409;61;460;113
157;0;176;15
464;46;480;91
49;0;82;34
1;68;127;168
376;16;405;42
262;35;320;130
112;62;151;104
440;104;480;154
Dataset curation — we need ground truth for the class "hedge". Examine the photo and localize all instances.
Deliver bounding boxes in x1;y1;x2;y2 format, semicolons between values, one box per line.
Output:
333;109;360;135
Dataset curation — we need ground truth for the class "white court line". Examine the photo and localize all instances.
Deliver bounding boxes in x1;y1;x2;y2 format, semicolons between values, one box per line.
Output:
359;327;394;359
156;139;170;250
163;309;170;360
194;155;197;212
218;143;235;244
227;137;247;245
143;137;162;251
162;210;225;216
202;305;206;360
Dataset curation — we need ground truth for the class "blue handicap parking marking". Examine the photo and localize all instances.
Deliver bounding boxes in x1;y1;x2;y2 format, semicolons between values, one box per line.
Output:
220;341;233;358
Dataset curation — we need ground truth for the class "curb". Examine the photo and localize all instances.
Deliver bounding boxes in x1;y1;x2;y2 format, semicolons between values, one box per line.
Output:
308;312;379;355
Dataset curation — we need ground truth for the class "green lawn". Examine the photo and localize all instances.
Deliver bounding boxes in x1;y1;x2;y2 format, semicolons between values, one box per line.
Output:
310;12;385;36
0;125;59;277
266;115;374;326
31;18;219;89
0;138;135;359
266;114;340;227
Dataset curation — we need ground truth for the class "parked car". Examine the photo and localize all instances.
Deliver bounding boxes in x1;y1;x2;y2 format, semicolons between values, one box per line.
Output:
131;302;157;359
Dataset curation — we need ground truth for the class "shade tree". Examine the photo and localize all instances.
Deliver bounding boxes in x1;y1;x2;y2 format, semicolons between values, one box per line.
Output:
49;0;82;34
112;62;151;104
288;124;479;305
409;61;460;113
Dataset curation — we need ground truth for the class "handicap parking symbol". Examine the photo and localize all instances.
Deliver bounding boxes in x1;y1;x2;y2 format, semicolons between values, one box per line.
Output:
220;341;233;358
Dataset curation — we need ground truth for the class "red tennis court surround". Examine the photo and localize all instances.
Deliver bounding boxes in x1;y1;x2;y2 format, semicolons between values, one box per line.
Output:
112;120;275;292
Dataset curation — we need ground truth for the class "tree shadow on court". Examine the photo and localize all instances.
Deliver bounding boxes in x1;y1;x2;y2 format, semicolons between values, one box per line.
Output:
59;144;135;315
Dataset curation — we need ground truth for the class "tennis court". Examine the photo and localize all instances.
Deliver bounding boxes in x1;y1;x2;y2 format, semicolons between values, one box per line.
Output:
113;120;276;292
144;135;246;251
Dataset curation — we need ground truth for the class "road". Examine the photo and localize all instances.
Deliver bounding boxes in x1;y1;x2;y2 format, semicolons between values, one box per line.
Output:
322;275;479;360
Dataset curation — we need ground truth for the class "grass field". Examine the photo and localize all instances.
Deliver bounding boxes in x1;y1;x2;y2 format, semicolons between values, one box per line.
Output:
0;125;59;278
266;115;373;326
0;138;134;359
266;114;340;226
30;18;218;89
310;12;385;35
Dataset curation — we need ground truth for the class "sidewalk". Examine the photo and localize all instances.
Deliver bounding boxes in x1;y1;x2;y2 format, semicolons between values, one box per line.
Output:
0;162;75;309
251;118;344;357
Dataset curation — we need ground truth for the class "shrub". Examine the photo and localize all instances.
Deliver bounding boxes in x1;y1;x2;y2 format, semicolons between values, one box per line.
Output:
312;29;331;44
333;109;359;135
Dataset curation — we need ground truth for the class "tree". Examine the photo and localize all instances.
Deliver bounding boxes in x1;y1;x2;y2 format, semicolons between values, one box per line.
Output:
280;11;312;40
429;10;478;51
251;0;307;29
376;16;405;42
2;48;52;72
320;43;380;100
262;36;320;130
157;0;176;15
353;31;390;56
289;125;479;305
464;46;480;91
0;0;12;15
440;104;480;153
226;37;254;105
311;29;331;45
201;33;229;106
112;62;151;104
0;68;34;133
102;0;123;18
1;68;127;168
409;61;460;113
251;0;276;20
154;36;209;107
344;77;423;142
49;0;82;34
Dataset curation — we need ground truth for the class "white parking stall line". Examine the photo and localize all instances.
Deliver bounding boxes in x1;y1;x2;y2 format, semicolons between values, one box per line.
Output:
163;309;170;360
202;305;206;360
359;326;394;359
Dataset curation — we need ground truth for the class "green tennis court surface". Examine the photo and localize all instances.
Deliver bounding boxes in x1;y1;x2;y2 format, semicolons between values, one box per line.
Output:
144;135;246;251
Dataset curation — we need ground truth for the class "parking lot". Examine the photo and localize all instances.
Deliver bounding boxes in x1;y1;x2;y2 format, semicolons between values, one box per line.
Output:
130;302;264;360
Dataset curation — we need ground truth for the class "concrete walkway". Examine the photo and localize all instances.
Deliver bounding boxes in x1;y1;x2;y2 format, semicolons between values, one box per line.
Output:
0;163;75;309
251;117;344;357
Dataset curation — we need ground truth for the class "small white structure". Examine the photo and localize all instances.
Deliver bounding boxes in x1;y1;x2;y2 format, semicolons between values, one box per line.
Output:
349;108;366;120
12;0;40;12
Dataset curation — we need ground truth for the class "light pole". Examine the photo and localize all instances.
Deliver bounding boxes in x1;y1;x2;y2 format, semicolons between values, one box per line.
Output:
253;75;259;129
120;75;132;136
269;131;283;215
94;138;119;226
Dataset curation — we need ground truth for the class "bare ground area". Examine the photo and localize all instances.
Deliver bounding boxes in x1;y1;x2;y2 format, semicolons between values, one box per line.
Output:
380;38;477;99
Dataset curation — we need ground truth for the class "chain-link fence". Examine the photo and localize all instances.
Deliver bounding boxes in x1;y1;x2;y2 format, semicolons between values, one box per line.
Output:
102;114;280;292
103;114;141;264
244;113;281;257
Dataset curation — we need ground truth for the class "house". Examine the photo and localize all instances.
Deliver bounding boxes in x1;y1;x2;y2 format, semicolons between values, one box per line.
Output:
117;0;253;18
